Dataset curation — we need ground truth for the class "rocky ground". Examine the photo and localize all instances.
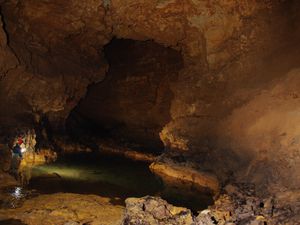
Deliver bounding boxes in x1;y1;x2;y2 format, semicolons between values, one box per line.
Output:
0;193;124;225
123;184;300;225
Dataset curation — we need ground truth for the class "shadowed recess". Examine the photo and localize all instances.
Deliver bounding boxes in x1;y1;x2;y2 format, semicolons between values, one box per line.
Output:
68;38;183;152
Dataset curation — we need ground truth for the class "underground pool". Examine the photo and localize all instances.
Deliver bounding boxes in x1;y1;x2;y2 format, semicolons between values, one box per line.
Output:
27;153;213;212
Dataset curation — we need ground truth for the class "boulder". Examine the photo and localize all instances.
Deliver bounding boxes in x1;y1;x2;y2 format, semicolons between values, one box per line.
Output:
123;196;195;225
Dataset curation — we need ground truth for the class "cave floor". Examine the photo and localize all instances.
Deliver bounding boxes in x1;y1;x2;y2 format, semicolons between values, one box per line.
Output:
0;193;124;225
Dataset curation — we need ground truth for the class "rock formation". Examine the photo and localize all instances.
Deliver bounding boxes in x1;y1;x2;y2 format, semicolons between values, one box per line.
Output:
123;185;300;225
0;193;124;225
123;196;195;225
0;0;108;130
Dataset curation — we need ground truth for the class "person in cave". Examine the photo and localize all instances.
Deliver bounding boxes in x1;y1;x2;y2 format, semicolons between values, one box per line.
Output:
10;142;23;180
17;136;24;146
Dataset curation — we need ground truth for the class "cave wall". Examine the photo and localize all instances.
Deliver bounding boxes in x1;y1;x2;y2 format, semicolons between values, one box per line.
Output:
0;13;17;76
0;0;109;130
0;12;23;129
219;70;300;193
0;0;300;191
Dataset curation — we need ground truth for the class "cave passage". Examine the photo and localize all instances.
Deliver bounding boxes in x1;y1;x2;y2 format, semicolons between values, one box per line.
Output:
2;0;300;224
67;38;183;153
21;35;211;214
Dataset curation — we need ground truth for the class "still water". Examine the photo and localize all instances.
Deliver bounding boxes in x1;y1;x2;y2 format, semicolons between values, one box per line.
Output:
28;153;213;212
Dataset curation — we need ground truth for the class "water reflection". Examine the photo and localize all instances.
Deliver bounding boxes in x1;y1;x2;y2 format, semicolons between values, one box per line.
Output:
0;186;37;209
28;153;213;211
11;187;24;199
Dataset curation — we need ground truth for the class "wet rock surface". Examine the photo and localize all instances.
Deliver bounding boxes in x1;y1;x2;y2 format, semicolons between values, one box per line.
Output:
53;135;157;162
95;138;158;162
150;160;219;195
0;193;124;225
0;172;30;211
149;150;231;195
0;186;38;210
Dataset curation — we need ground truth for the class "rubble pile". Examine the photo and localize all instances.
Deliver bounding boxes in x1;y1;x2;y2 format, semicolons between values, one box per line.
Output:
123;184;300;225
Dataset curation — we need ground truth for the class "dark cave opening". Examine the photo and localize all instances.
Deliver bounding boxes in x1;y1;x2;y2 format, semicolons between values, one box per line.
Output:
67;38;184;153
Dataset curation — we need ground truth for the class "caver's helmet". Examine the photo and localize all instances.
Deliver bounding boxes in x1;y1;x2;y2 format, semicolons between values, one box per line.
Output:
17;137;23;145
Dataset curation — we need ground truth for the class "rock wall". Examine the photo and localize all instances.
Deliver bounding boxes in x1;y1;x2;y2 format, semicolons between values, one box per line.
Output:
123;186;300;224
0;0;108;129
219;70;300;194
0;13;17;78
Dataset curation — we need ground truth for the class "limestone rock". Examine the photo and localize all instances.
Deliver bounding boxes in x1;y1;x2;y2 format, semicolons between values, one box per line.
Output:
0;1;108;129
123;196;195;225
201;183;300;225
219;69;300;193
96;139;157;162
150;160;219;194
0;193;124;225
53;135;93;154
53;135;157;162
0;14;18;79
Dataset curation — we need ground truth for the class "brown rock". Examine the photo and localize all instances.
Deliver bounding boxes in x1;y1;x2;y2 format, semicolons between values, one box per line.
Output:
123;196;195;225
149;161;220;194
0;193;124;225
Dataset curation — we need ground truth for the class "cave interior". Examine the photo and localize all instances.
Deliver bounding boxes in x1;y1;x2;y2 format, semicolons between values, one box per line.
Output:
0;0;300;224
